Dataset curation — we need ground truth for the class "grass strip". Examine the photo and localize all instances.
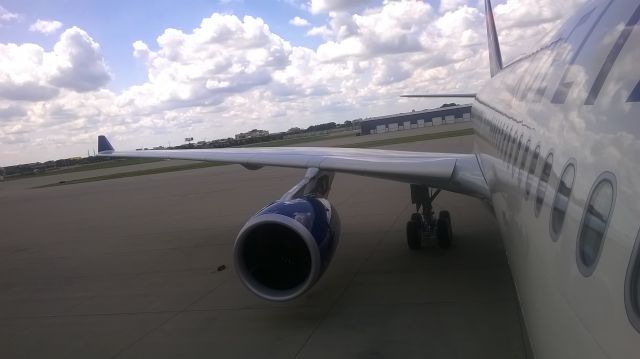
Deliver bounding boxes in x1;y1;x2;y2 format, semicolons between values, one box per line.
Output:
33;162;223;189
6;158;163;181
238;131;356;147
340;128;474;148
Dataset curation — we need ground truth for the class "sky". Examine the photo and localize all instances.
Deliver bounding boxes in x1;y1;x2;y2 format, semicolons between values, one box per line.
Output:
0;0;587;166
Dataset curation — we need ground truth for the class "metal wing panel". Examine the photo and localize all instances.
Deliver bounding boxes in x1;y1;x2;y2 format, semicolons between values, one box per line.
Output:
98;142;488;199
101;147;458;181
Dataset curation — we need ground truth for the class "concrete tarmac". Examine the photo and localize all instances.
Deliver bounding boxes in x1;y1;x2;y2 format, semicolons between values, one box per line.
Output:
0;128;529;358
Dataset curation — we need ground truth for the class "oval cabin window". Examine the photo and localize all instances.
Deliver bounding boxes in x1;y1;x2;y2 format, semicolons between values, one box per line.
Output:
534;152;553;217
550;160;576;240
525;145;541;200
576;172;616;277
626;230;640;332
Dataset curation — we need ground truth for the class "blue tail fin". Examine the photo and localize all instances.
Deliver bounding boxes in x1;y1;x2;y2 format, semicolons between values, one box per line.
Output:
485;0;503;77
98;135;114;153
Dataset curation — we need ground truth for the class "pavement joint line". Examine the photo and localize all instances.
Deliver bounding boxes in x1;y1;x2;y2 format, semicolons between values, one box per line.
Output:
0;267;223;282
292;195;411;359
109;275;232;359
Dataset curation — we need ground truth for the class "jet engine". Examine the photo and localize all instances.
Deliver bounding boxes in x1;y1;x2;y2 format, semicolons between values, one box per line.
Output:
233;195;340;301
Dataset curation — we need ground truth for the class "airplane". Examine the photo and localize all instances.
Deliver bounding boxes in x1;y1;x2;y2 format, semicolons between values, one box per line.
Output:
97;0;640;357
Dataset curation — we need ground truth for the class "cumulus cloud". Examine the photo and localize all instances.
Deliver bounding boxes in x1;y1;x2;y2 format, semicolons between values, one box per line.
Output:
0;105;26;121
307;25;333;38
0;0;590;165
29;19;63;35
0;5;19;23
289;16;311;27
0;43;60;101
0;26;110;104
309;0;373;14
48;27;111;92
127;14;291;110
315;1;432;61
439;0;469;13
494;0;587;60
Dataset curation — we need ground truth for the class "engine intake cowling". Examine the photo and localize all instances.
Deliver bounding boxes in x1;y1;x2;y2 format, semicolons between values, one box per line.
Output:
233;196;340;301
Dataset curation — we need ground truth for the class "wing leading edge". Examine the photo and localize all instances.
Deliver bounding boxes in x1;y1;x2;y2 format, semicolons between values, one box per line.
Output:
97;136;489;199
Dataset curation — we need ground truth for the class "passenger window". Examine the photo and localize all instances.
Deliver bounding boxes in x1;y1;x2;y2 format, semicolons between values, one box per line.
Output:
520;139;531;171
497;127;504;152
513;134;523;167
550;160;576;240
577;172;616;277
505;129;513;159
525;145;541;200
505;129;512;157
534;152;553;217
500;128;509;157
508;132;517;164
626;230;640;332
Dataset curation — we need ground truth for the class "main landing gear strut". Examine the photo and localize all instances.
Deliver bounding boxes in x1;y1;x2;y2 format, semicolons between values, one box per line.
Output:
406;184;452;250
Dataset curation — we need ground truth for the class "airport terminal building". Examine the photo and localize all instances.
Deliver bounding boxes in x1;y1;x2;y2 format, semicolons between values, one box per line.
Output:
360;104;471;135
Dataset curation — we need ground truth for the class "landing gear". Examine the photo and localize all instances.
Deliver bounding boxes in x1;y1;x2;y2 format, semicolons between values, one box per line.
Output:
405;185;453;250
406;217;421;250
436;210;452;248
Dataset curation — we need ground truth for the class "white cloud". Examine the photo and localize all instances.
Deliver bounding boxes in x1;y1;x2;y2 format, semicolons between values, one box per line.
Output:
306;25;333;38
126;14;292;111
315;1;433;61
48;27;112;92
0;0;590;165
494;0;587;60
309;0;374;14
0;43;60;101
0;26;110;103
289;16;311;27
29;19;63;35
0;5;19;23
439;0;469;13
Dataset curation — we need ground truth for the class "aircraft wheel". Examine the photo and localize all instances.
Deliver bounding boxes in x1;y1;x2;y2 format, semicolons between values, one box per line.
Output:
406;219;422;250
410;212;422;222
437;210;452;249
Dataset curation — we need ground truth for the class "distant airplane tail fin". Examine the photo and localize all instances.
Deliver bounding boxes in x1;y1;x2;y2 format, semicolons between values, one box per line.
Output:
484;0;503;77
98;135;114;154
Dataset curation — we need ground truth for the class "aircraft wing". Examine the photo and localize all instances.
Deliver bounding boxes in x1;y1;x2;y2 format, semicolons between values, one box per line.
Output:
97;136;489;199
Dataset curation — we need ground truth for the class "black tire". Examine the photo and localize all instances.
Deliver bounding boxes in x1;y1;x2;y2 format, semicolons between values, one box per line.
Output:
437;210;452;248
410;212;422;223
406;220;421;250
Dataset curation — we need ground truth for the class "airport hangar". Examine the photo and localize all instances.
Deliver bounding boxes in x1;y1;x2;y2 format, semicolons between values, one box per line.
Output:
359;104;471;135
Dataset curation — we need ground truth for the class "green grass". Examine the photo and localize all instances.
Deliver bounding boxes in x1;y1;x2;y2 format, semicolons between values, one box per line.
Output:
238;131;356;147
33;162;223;189
6;158;162;181
340;128;474;148
34;127;474;188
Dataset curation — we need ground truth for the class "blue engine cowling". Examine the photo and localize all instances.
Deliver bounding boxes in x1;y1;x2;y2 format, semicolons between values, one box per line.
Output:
233;195;340;301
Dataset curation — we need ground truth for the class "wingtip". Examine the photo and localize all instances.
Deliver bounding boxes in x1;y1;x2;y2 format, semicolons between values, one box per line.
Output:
97;135;114;153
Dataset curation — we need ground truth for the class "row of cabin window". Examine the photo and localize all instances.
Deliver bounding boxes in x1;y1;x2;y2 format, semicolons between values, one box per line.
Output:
489;120;613;273
483;116;639;332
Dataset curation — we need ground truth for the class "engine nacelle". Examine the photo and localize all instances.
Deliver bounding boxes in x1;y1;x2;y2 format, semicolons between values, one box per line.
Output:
233;196;340;301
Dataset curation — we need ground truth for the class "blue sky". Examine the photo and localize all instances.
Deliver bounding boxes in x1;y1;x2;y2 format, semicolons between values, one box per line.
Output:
0;0;338;90
0;0;581;166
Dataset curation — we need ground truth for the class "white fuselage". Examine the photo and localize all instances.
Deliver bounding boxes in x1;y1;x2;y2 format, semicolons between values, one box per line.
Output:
471;0;640;357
